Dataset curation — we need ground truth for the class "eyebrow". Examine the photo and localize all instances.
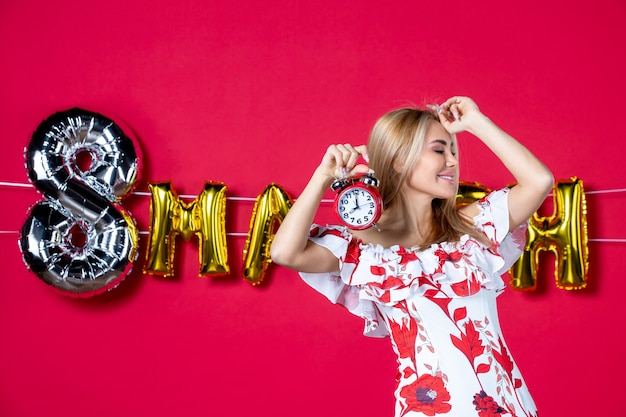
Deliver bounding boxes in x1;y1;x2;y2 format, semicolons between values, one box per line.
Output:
428;139;457;153
429;139;454;147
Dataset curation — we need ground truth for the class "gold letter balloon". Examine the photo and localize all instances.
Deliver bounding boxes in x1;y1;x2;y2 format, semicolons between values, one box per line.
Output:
143;182;230;277
456;179;589;291
243;184;293;285
510;177;589;290
19;108;141;297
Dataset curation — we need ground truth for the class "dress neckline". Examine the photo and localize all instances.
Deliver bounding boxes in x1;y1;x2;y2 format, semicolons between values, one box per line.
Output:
340;226;467;254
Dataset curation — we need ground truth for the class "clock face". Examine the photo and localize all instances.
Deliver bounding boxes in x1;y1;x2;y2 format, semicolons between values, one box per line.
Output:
335;184;381;229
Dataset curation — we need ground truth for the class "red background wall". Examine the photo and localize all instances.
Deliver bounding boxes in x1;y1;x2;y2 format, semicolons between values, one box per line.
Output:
1;1;625;416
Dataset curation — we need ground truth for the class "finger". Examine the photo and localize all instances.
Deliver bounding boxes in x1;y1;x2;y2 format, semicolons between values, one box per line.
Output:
444;97;468;118
354;144;369;163
322;145;348;175
348;163;371;177
438;110;449;125
337;143;367;167
327;144;356;178
335;144;357;167
343;144;364;170
435;104;455;124
436;108;465;136
441;96;461;108
449;103;460;121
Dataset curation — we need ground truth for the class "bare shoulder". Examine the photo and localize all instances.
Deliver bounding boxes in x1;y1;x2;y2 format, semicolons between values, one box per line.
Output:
458;200;480;220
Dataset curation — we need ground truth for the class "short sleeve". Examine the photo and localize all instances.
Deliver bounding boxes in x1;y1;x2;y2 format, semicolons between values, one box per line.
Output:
473;188;528;274
298;225;389;338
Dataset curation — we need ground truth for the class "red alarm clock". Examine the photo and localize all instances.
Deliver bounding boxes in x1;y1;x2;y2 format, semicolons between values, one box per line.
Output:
331;171;383;230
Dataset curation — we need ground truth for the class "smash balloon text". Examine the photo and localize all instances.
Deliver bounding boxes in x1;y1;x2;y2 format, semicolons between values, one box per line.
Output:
19;109;589;297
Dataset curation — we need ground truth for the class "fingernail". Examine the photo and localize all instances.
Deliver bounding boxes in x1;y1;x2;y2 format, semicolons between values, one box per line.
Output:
427;104;444;114
364;154;370;163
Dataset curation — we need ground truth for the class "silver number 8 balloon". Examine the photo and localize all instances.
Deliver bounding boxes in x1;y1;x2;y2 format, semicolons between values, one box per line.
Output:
19;108;141;297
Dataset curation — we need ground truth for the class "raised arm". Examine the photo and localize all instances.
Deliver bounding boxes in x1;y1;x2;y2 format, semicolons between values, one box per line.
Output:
438;97;554;231
270;144;370;273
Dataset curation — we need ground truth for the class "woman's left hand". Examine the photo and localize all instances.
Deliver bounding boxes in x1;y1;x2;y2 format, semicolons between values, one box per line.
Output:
437;96;554;232
436;96;484;134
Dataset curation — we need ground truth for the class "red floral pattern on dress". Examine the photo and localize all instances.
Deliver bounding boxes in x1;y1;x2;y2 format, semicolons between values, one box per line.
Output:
493;338;515;382
400;374;452;416
451;320;485;367
389;318;417;368
345;238;362;266
450;271;482;296
473;391;508;417
509;225;527;250
398;248;419;265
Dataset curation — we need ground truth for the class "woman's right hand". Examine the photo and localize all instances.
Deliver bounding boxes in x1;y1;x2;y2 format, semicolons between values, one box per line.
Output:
271;143;371;273
317;143;371;181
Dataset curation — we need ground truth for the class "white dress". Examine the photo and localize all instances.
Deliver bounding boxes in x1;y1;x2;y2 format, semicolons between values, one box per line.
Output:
300;189;538;417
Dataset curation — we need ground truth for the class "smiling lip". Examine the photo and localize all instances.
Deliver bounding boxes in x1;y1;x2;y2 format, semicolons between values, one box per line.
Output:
437;174;456;183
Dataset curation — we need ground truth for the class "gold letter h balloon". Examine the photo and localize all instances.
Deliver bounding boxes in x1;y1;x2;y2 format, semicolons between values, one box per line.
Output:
458;178;589;291
510;178;589;290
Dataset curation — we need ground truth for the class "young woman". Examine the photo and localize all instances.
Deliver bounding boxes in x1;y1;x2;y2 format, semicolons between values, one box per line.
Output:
270;96;553;416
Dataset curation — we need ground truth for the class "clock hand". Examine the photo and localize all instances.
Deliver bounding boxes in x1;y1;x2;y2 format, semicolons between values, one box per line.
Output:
349;196;361;214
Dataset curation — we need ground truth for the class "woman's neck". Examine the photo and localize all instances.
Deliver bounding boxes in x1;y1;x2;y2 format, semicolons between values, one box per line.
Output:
352;197;434;249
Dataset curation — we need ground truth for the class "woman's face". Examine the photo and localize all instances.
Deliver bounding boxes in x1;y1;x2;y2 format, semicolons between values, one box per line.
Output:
404;121;458;201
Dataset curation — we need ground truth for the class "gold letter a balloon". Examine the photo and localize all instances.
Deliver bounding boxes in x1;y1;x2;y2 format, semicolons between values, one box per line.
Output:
243;184;293;285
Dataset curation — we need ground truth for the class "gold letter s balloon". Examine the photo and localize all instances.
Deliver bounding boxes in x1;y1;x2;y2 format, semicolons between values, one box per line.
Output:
243;184;293;285
456;181;491;208
143;182;230;277
510;177;588;290
19;109;141;297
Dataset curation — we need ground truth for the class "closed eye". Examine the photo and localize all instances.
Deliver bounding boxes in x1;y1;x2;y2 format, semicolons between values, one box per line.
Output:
430;139;457;157
434;149;456;156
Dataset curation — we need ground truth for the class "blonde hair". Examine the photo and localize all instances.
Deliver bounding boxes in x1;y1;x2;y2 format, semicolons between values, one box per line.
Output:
368;107;488;249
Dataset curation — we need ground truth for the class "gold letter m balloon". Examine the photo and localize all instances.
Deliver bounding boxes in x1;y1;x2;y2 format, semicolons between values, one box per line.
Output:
143;182;230;277
510;178;589;290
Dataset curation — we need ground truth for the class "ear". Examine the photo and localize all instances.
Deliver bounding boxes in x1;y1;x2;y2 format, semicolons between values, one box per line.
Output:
393;158;405;174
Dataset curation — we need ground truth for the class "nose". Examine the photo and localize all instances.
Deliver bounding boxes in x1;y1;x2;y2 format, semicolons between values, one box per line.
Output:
445;151;457;167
